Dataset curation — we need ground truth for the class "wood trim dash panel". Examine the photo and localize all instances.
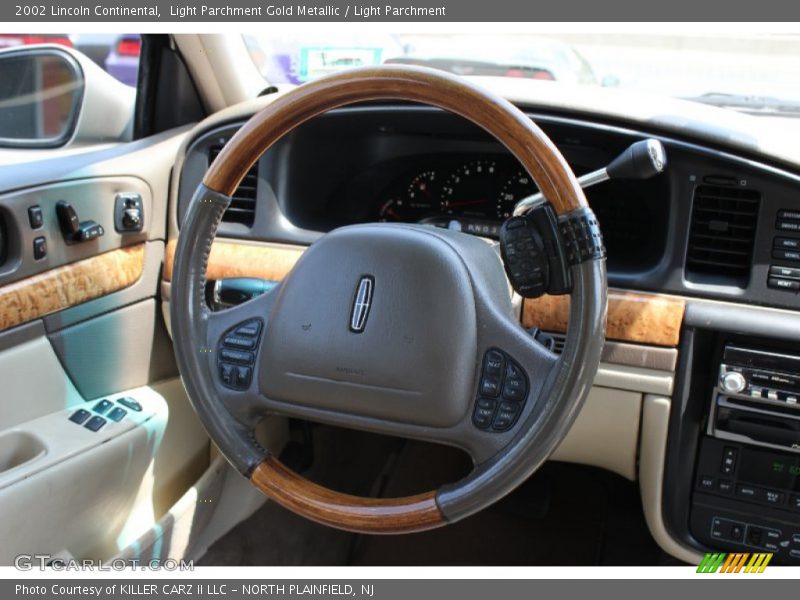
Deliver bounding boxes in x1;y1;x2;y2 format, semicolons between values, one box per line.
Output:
0;244;145;333
523;290;686;347
163;239;304;283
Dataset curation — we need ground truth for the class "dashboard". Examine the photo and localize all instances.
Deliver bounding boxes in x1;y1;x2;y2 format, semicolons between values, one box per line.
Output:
177;105;800;311
172;97;800;564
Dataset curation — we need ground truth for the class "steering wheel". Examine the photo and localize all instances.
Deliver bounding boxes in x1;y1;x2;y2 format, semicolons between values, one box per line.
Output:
171;65;607;534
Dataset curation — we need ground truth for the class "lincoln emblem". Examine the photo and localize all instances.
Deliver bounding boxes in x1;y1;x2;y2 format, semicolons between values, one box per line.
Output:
349;276;374;333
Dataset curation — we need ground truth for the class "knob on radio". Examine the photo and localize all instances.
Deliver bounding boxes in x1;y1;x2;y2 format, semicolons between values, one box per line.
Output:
721;371;747;394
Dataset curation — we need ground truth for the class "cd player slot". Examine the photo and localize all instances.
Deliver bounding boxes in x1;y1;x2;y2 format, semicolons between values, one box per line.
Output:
717;405;800;448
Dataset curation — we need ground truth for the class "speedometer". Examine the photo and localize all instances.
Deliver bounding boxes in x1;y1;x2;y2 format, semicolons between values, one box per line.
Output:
440;160;499;219
497;170;536;219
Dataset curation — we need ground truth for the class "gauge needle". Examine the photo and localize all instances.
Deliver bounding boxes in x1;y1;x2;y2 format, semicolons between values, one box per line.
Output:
446;199;487;208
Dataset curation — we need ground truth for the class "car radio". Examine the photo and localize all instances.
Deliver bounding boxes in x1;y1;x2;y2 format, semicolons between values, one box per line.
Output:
691;344;800;563
709;345;800;453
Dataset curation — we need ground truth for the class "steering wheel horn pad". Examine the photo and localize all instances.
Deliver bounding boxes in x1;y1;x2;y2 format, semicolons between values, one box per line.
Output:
171;65;607;534
260;224;483;428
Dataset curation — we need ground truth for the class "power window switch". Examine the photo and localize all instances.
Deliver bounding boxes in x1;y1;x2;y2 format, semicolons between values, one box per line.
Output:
93;399;113;415
84;416;106;432
107;407;127;422
69;409;91;425
117;397;142;412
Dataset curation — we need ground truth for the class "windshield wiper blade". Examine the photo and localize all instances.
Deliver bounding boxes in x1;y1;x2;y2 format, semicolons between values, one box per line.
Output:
685;92;800;117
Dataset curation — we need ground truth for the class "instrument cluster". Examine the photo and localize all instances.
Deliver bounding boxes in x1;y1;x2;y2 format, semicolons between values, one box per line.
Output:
376;157;537;236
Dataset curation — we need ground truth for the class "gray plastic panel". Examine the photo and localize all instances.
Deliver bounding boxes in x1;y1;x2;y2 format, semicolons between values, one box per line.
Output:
48;299;177;400
0;176;152;287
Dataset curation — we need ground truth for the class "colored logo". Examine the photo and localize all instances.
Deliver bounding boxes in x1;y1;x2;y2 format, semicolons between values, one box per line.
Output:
697;552;772;573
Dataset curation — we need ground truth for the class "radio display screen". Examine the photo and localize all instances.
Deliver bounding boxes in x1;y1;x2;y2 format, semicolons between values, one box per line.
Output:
739;446;800;491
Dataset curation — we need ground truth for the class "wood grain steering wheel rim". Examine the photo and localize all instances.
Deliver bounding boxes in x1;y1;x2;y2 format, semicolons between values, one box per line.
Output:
172;65;605;535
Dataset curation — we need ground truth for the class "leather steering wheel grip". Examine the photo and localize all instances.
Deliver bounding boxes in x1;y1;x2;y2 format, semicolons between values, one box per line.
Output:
171;65;606;534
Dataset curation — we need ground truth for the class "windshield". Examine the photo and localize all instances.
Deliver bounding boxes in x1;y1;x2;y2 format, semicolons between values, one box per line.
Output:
244;32;800;116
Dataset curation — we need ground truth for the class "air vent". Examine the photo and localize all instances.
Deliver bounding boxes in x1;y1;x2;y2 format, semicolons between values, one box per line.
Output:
686;183;760;284
209;143;258;226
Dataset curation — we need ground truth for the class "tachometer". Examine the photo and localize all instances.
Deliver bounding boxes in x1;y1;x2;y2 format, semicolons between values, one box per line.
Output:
440;160;499;219
497;170;536;219
378;170;440;222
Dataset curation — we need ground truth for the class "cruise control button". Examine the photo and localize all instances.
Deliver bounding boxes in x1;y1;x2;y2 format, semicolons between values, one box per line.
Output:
480;377;501;397
235;321;261;337
235;365;252;388
224;335;256;350
219;363;235;386
219;348;254;365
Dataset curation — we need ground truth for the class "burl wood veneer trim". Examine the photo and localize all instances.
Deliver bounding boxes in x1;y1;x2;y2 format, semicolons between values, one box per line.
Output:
251;456;444;534
163;239;304;283
522;290;686;347
0;244;145;333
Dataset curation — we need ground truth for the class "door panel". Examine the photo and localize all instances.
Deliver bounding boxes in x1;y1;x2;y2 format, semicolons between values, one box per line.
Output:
0;327;84;430
49;299;176;400
0;126;209;563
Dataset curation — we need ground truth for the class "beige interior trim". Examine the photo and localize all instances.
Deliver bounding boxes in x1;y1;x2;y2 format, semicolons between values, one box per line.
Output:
552;386;642;480
639;394;704;565
173;34;266;113
595;363;674;397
